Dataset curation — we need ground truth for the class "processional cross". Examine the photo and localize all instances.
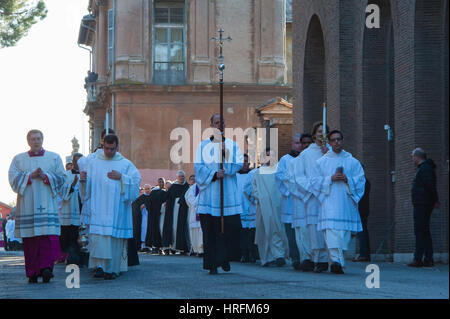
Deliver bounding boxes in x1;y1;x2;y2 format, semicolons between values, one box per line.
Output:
211;29;232;234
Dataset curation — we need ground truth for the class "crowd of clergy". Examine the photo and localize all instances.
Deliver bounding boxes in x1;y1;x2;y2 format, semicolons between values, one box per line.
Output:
8;115;368;283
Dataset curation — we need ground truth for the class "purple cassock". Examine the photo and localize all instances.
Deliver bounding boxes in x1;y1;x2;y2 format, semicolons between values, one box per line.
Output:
23;235;61;278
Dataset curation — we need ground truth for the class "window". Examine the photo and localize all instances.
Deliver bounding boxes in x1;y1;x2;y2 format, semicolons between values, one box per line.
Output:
107;9;114;68
153;1;185;85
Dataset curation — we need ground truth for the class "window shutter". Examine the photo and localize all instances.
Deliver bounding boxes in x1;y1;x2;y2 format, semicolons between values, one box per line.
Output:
107;9;114;68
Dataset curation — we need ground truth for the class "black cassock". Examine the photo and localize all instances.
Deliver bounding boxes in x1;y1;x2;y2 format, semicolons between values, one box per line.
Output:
132;194;147;250
143;188;167;249
161;182;190;251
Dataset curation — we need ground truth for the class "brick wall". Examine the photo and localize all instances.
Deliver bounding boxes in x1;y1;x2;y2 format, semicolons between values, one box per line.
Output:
292;0;449;257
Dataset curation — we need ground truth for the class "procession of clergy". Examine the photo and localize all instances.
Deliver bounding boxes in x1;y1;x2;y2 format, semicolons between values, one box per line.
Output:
8;113;366;283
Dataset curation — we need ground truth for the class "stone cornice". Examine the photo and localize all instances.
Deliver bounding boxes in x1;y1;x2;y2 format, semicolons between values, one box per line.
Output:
106;83;292;95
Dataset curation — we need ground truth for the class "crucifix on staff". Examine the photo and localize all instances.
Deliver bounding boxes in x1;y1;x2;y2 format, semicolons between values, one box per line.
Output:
211;29;232;234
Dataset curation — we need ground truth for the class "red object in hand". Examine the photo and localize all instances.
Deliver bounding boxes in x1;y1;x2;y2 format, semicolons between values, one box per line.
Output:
42;175;50;185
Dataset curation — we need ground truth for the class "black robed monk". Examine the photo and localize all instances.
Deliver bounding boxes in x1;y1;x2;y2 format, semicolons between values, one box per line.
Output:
161;171;190;254
144;178;168;252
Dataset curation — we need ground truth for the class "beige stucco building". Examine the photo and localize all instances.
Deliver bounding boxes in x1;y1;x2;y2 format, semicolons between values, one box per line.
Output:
78;0;292;184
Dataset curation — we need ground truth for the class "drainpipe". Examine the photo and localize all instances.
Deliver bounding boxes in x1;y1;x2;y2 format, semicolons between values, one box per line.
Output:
111;0;116;131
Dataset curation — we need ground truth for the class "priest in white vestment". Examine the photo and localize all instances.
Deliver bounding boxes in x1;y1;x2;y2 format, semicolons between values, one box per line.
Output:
80;134;141;280
237;154;258;263
312;130;365;274
194;114;243;274
59;153;83;265
292;124;331;273
252;149;289;267
77;128;115;227
185;178;204;256
275;134;303;269
9;130;66;283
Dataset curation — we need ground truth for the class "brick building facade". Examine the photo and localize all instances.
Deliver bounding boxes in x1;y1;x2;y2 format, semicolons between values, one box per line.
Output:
292;0;449;261
78;0;291;184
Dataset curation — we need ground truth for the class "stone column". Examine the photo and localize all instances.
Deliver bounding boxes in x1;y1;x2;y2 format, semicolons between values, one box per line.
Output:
115;0;146;82
96;2;108;81
258;0;286;84
190;0;213;83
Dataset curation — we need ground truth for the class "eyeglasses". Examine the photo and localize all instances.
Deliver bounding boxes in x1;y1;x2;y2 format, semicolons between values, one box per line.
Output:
329;138;343;143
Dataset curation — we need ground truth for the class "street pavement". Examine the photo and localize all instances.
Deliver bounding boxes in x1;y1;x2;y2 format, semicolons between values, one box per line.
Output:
0;248;448;299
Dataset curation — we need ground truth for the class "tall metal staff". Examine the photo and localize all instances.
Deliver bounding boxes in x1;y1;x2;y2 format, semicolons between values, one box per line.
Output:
211;29;232;234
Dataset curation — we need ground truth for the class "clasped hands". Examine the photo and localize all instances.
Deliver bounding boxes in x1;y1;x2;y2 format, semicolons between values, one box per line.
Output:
331;172;348;183
216;169;225;180
78;170;122;182
30;167;46;180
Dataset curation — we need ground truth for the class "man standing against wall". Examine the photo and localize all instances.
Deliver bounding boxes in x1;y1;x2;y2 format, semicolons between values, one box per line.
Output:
409;148;440;268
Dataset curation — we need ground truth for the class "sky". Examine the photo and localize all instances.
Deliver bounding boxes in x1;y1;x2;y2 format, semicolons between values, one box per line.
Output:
0;0;90;206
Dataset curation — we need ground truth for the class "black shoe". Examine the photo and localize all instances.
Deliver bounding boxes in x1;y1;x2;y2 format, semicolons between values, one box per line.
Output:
41;268;53;283
423;260;434;267
292;261;302;270
28;276;38;284
197;253;204;258
248;255;256;263
221;261;231;272
104;272;118;280
300;259;315;272
313;262;329;273
408;259;423;268
94;267;105;278
330;262;344;274
209;268;218;275
275;258;286;267
262;260;276;267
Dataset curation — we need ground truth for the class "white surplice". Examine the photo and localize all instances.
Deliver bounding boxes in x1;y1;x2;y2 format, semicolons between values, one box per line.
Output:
194;138;243;217
80;150;141;238
291;143;329;263
77;149;102;225
312;149;365;266
242;169;257;229
185;183;203;254
80;150;141;274
9;150;66;238
251;165;289;266
285;157;309;261
275;153;297;224
59;170;81;226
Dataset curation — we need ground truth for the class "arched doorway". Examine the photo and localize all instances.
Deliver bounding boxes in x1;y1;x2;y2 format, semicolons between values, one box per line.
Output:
362;0;395;255
303;15;326;131
415;0;449;255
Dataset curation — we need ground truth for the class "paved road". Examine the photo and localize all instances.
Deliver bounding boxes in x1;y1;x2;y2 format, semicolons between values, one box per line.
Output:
0;249;448;299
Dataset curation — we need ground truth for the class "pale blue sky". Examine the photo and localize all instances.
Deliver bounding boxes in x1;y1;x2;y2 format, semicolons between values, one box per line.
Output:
0;0;90;205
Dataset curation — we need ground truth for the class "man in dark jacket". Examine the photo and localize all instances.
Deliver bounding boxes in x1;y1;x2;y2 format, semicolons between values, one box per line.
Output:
409;148;440;267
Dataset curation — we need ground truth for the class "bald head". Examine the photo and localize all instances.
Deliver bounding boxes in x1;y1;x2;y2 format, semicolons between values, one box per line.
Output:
292;133;302;152
412;147;427;167
210;113;225;130
143;184;151;194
